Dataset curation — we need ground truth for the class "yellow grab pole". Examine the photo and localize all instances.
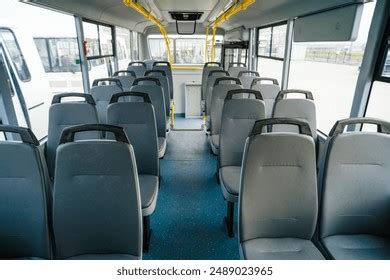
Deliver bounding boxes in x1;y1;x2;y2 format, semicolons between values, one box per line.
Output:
205;27;210;63
211;26;217;62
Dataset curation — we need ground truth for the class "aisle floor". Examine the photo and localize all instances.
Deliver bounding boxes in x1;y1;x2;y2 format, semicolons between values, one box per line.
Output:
143;130;240;260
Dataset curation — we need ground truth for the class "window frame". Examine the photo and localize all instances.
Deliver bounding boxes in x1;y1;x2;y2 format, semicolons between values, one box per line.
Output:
82;19;114;60
256;21;287;61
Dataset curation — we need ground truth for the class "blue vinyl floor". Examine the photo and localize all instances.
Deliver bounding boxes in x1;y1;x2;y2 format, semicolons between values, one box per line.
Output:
143;128;240;260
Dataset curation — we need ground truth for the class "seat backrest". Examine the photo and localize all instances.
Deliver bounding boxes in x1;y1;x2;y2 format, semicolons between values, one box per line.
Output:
202;62;222;100
145;70;170;117
205;70;229;115
238;70;260;89
127;61;147;77
219;89;265;168
272;89;317;141
239;118;317;243
0;126;51;259
153;61;173;100
210;77;242;135
91;78;123;123
107;92;159;176
228;62;247;77
113;70;136;91
250;77;280;118
320;118;390;239
130;77;166;138
53;124;142;259
47;93;99;178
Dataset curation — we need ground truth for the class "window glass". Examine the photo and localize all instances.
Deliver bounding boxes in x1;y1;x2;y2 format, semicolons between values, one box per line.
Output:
99;25;113;56
175;39;204;64
34;38;50;72
257;27;271;56
288;2;376;134
149;38;172;61
365;81;390;121
0;29;31;81
132;31;139;60
116;27;131;70
83;22;100;57
88;57;114;87
381;47;390;78
257;57;283;83
271;25;287;58
48;38;80;73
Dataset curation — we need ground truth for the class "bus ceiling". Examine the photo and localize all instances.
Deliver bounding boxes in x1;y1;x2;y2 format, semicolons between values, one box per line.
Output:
23;0;370;34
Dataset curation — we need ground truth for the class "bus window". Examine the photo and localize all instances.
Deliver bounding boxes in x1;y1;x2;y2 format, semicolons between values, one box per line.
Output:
288;1;376;134
175;38;204;64
149;38;173;61
257;24;286;82
116;27;132;70
131;31;139;60
0;29;31;82
34;38;51;72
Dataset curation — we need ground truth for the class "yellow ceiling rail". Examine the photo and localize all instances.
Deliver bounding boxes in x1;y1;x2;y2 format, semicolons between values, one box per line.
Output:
123;0;173;65
208;0;256;62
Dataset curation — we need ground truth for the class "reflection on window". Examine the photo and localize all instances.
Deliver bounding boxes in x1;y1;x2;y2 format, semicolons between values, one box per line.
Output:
365;81;390;121
288;2;376;134
175;39;204;64
0;29;31;81
116;27;131;69
382;48;390;78
83;21;113;57
34;38;81;73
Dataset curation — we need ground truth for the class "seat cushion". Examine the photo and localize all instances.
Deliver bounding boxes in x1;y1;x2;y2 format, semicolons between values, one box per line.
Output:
219;166;241;202
322;234;390;260
158;137;167;158
66;254;140;260
241;238;325;260
139;174;159;216
210;134;219;155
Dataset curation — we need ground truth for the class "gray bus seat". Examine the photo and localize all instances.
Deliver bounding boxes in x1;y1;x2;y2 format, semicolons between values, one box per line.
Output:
46;93;99;178
202;62;222;100
320;118;390;260
250;77;280;118
239;118;324;260
113;70;136;91
91;78;123;123
218;89;265;237
53;124;142;260
228;62;247;78
238;70;260;89
130;77;167;158
153;61;173;100
127;61;146;77
0;126;51;259
209;77;242;155
145;70;171;120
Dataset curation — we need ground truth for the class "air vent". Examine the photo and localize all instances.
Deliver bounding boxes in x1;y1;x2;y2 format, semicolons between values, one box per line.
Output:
169;12;203;21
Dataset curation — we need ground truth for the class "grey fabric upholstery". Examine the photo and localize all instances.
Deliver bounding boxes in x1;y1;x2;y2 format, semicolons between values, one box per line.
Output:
205;72;229;116
107;100;159;216
128;64;146;77
238;71;259;89
113;73;135;91
53;139;142;260
239;130;321;260
219;97;265;202
202;65;222;100
273;98;317;141
145;71;171;117
130;84;167;139
228;66;247;77
241;238;325;260
158;137;167;159
251;79;281;118
320;131;390;259
153;63;173;100
0;128;51;259
144;59;155;70
67;254;140;260
47;100;99;178
91;84;123;123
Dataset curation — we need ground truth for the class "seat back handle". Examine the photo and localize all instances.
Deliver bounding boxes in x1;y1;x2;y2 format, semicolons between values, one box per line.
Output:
330;117;390;136
59;124;129;145
0;125;39;145
113;70;136;78
275;89;314;102
237;70;260;77
109;91;152;104
250;77;279;88
92;78;123;89
250;118;312;137
145;70;166;77
214;77;242;86
128;61;147;67
204;62;221;67
225;89;263;100
51;93;95;105
229;62;246;68
153;61;171;67
208;70;229;77
132;77;161;86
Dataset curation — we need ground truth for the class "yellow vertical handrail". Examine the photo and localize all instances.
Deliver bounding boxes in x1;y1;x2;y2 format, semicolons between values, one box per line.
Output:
205;27;210;62
123;0;173;65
